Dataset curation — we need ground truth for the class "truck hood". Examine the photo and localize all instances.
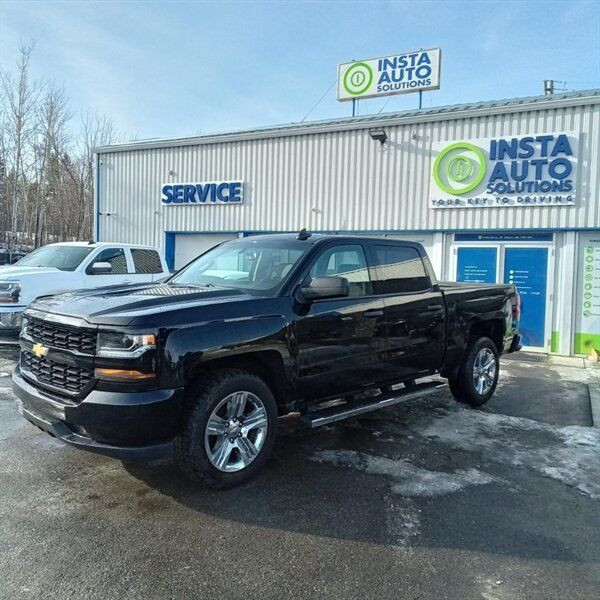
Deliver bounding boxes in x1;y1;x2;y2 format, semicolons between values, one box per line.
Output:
0;265;62;280
29;283;256;326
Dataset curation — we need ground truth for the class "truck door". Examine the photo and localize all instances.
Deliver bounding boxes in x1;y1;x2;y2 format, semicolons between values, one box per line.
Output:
85;247;132;288
368;242;445;380
294;242;387;400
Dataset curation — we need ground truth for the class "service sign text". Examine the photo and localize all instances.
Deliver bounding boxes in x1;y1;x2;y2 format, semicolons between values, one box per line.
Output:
161;181;243;205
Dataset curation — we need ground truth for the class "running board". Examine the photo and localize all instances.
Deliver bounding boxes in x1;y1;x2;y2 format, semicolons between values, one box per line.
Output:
300;380;447;428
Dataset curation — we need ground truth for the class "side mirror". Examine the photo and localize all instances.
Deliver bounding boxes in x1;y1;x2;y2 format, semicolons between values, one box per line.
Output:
298;276;350;301
89;261;112;275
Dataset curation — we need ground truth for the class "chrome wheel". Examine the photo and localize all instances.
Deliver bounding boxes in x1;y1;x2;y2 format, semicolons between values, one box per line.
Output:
204;391;268;473
472;347;497;395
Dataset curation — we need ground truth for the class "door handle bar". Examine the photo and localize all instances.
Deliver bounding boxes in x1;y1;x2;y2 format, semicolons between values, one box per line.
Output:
364;309;384;318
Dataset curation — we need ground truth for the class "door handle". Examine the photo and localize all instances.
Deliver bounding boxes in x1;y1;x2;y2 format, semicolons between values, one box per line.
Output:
426;304;443;311
364;309;384;318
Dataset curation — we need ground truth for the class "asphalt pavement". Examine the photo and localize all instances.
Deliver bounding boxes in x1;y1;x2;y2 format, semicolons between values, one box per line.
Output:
1;346;599;600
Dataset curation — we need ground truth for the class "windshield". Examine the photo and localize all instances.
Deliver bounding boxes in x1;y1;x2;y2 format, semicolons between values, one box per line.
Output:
170;238;308;293
16;246;93;271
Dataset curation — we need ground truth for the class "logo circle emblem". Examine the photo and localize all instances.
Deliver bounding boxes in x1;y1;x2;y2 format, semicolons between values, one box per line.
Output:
447;156;473;182
433;142;487;195
343;62;373;96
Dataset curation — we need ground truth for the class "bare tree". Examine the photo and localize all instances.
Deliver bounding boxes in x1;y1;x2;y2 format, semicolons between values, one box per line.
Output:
0;41;121;252
1;42;41;256
63;112;116;240
31;85;72;246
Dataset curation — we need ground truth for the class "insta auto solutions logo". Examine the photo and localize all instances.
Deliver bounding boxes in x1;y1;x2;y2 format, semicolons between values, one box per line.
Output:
343;62;374;96
433;141;487;195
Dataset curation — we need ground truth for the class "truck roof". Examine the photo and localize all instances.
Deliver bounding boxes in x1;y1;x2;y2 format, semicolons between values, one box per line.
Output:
45;241;160;250
245;233;423;245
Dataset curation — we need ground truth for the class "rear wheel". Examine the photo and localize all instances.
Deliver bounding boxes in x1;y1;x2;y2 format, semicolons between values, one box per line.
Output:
448;337;499;407
175;369;278;488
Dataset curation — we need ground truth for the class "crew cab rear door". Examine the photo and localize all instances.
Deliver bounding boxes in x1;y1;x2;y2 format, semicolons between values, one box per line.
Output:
367;241;445;380
128;247;169;283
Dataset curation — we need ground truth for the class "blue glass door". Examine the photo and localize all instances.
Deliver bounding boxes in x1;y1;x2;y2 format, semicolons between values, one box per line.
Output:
503;247;548;348
456;247;498;283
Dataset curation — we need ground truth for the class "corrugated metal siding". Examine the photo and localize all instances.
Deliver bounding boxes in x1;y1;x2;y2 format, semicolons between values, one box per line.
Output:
98;101;600;251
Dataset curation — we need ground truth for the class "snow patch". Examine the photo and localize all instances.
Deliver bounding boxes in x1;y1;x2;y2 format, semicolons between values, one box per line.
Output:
311;449;497;497
417;408;600;498
384;494;420;549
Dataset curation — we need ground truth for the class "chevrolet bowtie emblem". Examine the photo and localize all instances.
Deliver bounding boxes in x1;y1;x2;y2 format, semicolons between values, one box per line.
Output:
32;343;49;358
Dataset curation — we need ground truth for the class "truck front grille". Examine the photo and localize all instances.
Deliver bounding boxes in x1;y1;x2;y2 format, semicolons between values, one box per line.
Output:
21;351;94;396
26;317;96;355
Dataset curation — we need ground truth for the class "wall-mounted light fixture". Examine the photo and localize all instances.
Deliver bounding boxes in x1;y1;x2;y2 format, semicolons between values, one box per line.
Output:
369;129;388;145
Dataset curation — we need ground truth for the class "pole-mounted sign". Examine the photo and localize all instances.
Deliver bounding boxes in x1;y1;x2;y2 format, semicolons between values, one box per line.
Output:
337;48;441;102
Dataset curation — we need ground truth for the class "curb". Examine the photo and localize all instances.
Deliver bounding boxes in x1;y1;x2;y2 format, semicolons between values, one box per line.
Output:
548;355;586;368
588;384;600;428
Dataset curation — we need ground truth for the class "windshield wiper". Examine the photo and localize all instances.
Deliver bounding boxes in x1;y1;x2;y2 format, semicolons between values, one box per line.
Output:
171;282;215;289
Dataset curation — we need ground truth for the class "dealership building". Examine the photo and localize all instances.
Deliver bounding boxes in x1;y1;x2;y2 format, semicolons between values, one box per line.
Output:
95;88;599;356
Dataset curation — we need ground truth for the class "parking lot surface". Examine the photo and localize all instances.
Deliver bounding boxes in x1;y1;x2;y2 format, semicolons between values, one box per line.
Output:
1;346;599;600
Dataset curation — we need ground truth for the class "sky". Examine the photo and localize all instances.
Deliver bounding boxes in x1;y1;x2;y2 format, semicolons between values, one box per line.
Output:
1;0;599;142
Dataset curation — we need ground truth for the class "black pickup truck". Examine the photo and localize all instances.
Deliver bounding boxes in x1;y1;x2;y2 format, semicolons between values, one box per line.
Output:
13;233;521;487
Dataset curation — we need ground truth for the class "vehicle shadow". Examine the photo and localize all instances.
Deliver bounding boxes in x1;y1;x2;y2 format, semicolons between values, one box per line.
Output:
123;411;402;547
123;379;599;564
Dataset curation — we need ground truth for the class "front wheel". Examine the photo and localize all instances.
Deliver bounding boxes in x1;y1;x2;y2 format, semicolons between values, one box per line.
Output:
175;369;278;488
448;337;499;407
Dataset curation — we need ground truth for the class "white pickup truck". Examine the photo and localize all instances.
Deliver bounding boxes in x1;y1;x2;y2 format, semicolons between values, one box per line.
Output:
0;242;169;335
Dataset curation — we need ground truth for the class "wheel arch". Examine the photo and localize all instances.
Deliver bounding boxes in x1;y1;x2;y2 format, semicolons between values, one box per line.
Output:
186;350;292;414
468;318;504;354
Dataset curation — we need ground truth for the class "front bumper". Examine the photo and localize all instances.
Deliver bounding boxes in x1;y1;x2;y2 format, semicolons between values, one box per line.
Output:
12;365;186;461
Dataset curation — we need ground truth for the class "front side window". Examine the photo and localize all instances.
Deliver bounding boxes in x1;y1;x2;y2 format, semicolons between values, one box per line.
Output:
89;248;128;275
310;244;372;297
371;245;430;294
131;249;163;274
16;246;93;271
170;239;307;293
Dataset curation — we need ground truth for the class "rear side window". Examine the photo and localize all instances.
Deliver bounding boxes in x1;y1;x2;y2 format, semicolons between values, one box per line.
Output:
132;249;163;274
90;248;128;274
372;245;430;294
310;244;372;297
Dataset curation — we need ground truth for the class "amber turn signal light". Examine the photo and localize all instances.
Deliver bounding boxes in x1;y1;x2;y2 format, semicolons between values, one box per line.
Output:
94;368;156;382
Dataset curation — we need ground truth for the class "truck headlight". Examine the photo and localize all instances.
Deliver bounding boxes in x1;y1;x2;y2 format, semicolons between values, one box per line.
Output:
96;332;156;358
0;281;21;304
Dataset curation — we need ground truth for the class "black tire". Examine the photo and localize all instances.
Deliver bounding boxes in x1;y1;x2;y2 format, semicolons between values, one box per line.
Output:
174;369;278;488
447;336;499;407
447;376;465;399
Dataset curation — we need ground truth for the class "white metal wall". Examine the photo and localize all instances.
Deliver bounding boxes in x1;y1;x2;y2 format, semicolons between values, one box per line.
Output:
97;99;600;253
173;233;238;270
